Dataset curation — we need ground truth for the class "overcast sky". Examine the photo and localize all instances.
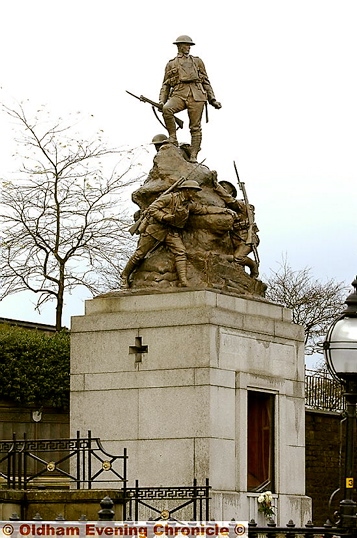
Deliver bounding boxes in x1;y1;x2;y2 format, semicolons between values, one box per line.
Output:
0;0;356;334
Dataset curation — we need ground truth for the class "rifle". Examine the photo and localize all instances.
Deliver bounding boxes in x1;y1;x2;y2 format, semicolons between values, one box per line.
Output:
126;90;184;130
233;161;260;265
129;159;206;236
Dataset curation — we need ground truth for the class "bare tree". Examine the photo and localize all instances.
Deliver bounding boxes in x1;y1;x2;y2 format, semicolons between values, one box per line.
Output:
0;103;144;330
265;257;348;355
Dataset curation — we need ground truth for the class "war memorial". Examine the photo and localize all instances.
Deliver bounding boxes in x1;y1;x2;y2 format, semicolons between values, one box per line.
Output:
70;35;312;525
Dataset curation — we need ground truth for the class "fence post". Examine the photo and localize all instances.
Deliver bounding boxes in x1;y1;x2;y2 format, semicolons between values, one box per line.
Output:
98;496;115;521
135;479;139;522
76;430;81;489
88;430;92;491
122;448;127;521
8;433;15;489
193;478;197;521
205;477;210;521
14;433;23;489
248;519;258;538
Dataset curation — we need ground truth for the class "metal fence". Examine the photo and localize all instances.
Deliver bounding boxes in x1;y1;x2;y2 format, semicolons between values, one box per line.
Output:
248;518;338;538
124;478;211;521
305;369;345;412
0;430;127;490
0;431;210;522
4;498;348;538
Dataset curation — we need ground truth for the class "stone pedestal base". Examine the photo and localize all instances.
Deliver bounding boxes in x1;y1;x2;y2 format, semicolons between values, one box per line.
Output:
0;489;123;521
71;289;311;524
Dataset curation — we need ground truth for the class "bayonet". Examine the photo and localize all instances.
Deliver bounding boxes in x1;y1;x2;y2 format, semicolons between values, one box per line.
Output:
126;90;184;130
233;161;260;265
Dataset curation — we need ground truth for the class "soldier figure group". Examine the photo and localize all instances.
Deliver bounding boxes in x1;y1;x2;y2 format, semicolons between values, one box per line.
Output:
121;35;260;289
121;179;235;289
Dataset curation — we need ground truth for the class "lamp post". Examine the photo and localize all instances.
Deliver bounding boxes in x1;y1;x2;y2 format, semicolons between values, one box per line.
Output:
323;277;357;535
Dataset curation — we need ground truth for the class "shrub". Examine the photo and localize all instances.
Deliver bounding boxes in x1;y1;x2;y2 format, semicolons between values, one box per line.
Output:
0;325;70;408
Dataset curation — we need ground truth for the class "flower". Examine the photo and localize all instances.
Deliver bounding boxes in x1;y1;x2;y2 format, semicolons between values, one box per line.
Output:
257;491;275;519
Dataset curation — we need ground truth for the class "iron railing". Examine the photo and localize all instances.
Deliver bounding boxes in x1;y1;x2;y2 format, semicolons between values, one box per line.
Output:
123;478;211;521
305;369;345;412
3;499;349;538
248;519;337;538
0;430;127;490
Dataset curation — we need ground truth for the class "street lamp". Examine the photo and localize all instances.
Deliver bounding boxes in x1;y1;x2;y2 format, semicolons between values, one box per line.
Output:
323;277;357;534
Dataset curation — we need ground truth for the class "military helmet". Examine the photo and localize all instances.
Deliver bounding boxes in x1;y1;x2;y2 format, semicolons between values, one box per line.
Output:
219;181;237;198
151;134;168;145
178;179;201;190
173;35;195;45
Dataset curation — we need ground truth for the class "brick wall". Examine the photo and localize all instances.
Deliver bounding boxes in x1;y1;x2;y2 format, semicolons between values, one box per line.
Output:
305;409;346;526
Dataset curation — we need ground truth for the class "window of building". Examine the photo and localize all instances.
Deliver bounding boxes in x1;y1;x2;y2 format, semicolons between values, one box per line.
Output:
247;390;275;492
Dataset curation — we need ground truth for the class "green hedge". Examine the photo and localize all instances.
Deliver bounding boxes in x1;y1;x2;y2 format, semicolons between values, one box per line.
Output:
0;325;70;408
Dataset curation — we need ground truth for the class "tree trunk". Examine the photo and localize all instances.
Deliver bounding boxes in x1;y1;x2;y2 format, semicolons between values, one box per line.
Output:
56;267;65;331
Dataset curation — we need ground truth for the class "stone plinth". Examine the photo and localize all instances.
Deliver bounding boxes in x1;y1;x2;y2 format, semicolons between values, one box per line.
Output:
70;289;311;524
0;489;124;521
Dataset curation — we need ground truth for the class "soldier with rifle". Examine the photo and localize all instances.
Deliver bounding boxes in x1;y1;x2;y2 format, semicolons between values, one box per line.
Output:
232;201;260;279
158;35;222;163
212;170;260;279
126;36;221;164
126;92;184;132
233;161;260;273
121;179;234;289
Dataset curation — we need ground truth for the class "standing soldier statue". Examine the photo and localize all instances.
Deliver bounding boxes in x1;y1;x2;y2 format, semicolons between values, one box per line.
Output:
159;35;222;163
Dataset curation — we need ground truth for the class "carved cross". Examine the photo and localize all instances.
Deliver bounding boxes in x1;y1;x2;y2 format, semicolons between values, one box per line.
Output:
129;336;148;363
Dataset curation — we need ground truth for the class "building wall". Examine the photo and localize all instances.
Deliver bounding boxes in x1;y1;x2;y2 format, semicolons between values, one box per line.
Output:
70;290;311;524
305;409;345;526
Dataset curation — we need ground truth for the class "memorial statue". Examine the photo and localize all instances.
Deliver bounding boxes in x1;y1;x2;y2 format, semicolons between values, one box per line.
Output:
121;142;265;296
121;178;234;289
121;36;265;297
159;35;222;163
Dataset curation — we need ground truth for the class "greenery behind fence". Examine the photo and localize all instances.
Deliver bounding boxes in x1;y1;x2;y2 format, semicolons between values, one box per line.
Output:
0;325;70;408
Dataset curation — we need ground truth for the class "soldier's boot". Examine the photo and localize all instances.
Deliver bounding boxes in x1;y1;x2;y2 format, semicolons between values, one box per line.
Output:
189;133;202;163
120;257;138;289
175;259;189;287
235;256;259;279
162;113;178;146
